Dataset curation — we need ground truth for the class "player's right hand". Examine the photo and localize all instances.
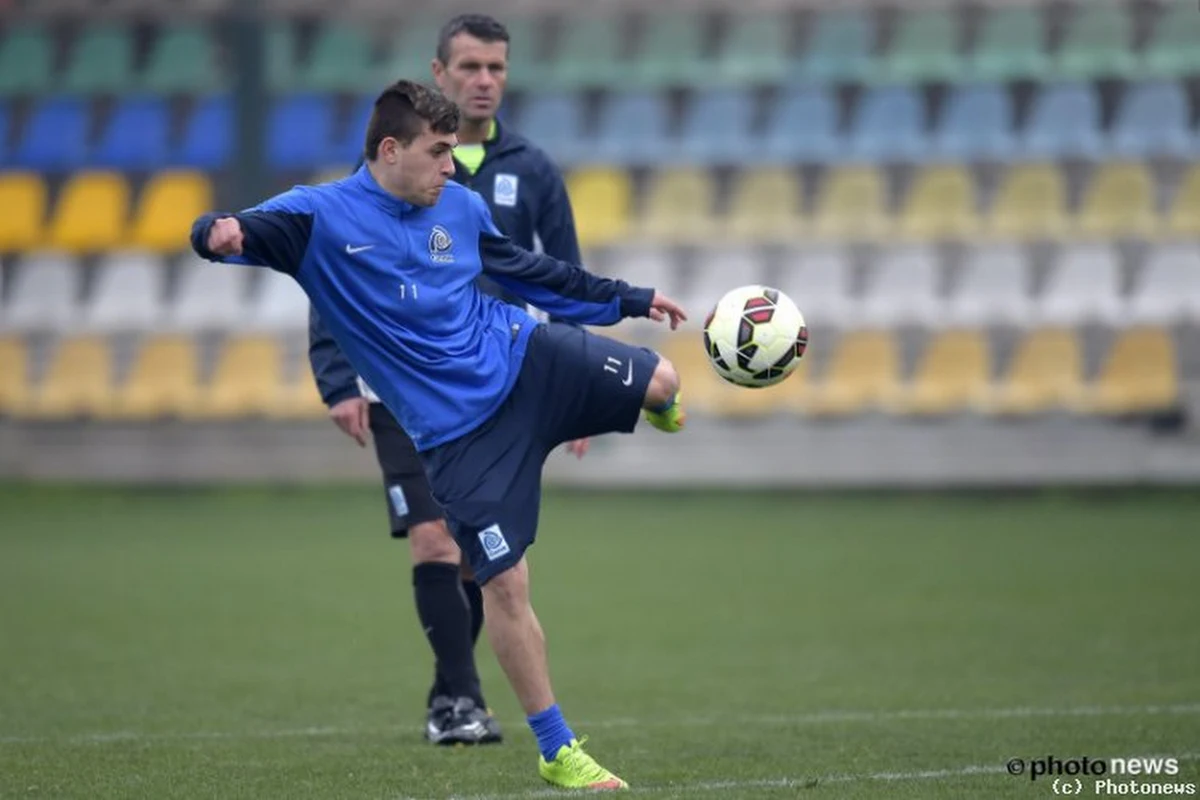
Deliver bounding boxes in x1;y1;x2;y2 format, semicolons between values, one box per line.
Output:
329;396;370;447
206;217;244;256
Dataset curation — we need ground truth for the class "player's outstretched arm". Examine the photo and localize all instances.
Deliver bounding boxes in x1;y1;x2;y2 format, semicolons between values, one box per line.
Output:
190;187;316;275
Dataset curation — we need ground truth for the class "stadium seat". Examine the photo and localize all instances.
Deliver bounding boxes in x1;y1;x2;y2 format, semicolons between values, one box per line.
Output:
111;335;201;419
0;24;53;97
806;330;902;416
985;164;1068;241
26;336;114;418
1055;3;1136;80
628;12;706;88
1075;162;1158;238
496;16;544;93
873;8;962;84
1079;328;1179;415
1110;81;1196;159
760;86;839;163
130;171;213;252
968;6;1050;81
91;96;170;169
896;165;980;241
301;23;375;92
175;95;232;169
846;86;926;162
566;168;632;247
680;247;771;318
678;89;755;164
859;244;942;327
592;91;672;165
165;254;250;331
636;168;717;244
328;94;374;165
795;9;874;83
0;172;47;252
777;246;856;328
1140;1;1200;78
0;337;31;415
1;252;79;332
141;24;221;94
378;16;446;85
61;25;134;95
713;12;790;86
0;102;9;166
266;22;298;92
1021;83;1104;159
548;14;623;89
931;84;1018;161
981;328;1084;415
601;246;681;341
512;91;588;165
1127;243;1200;325
80;251;165;332
191;335;283;418
946;244;1033;327
1165;165;1200;236
888;330;990;416
273;363;328;420
248;269;309;331
46;171;129;253
267;94;335;169
12;97;88;170
724;168;804;243
1037;243;1124;326
810;166;890;241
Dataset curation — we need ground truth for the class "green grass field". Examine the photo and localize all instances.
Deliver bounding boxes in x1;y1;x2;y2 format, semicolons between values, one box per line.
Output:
1;485;1197;799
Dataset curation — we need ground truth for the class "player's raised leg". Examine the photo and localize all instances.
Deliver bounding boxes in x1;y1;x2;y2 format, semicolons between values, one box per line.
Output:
642;354;686;433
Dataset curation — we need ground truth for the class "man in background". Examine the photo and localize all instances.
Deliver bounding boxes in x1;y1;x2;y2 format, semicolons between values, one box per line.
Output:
307;14;586;745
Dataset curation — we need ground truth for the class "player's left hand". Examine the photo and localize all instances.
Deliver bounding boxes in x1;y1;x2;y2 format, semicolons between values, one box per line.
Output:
565;438;590;459
649;292;687;330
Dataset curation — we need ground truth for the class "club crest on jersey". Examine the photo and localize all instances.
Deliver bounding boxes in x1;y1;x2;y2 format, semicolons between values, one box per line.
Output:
494;174;519;207
429;225;454;263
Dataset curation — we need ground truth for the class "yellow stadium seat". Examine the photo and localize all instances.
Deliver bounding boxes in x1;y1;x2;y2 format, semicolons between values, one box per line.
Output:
191;336;284;418
980;328;1085;415
1165;165;1200;237
273;375;329;419
0;172;47;252
896;165;981;241
888;330;990;415
130;171;214;252
111;336;200;419
810;166;890;241
806;330;901;415
724;168;804;243
567;167;632;248
636;168;717;243
1079;327;1179;414
26;336;115;418
0;337;31;415
1075;162;1158;238
47;171;130;253
986;164;1068;241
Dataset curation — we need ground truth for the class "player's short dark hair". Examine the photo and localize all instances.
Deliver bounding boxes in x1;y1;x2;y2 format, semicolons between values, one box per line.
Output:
364;80;460;160
436;13;510;65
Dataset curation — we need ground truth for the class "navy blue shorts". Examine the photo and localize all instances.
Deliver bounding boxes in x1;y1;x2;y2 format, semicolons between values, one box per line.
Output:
419;323;660;584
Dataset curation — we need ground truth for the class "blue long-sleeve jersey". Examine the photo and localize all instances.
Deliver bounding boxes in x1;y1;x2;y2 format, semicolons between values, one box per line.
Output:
192;165;654;451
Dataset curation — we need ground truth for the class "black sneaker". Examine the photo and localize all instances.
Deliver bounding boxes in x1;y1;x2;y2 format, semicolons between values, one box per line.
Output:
425;695;455;743
434;697;503;746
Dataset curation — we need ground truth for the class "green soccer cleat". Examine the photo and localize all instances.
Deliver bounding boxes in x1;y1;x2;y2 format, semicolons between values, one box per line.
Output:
644;392;686;433
538;737;628;791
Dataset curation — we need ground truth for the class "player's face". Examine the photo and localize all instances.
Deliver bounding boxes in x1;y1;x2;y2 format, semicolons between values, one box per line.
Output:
432;34;508;123
382;125;458;206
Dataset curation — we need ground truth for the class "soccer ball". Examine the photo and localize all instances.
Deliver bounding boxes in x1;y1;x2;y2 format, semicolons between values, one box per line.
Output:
703;285;808;388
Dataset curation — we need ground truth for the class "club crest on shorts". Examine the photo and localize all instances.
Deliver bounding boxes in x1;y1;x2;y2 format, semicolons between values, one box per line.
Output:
478;524;511;561
429;225;454;263
494;174;519;207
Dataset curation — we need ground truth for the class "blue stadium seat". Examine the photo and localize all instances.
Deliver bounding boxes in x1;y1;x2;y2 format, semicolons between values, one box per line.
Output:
175;95;231;169
331;94;374;165
678;89;755;164
267;95;335;170
847;86;926;162
931;84;1018;161
513;91;588;166
593;91;672;165
1021;83;1103;159
12;97;89;171
0;102;10;166
761;86;839;163
92;96;169;169
1110;81;1195;159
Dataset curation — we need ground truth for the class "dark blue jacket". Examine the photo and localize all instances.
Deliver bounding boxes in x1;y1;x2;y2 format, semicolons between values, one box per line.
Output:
309;120;583;407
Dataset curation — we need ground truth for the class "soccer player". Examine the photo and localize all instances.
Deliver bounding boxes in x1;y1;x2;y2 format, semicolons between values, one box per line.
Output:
192;80;686;790
308;13;586;746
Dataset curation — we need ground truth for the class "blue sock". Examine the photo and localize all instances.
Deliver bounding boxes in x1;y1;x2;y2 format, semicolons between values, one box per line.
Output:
649;393;676;414
528;704;575;761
